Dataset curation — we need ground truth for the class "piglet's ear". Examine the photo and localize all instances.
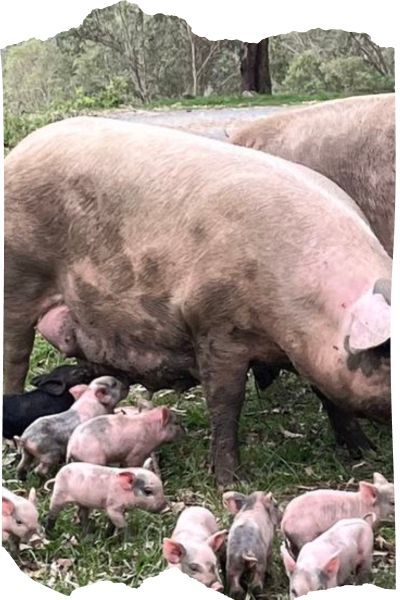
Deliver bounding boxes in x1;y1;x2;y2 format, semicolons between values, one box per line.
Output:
28;488;37;506
208;529;227;553
281;544;296;575
69;384;88;401
95;386;111;405
118;472;136;491
163;539;186;564
359;482;378;504
2;497;15;517
373;473;388;486
160;407;171;427
223;491;247;514
322;552;340;577
346;292;390;354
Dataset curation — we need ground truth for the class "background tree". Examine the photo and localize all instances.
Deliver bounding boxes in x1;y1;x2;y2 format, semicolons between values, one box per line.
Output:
240;38;272;94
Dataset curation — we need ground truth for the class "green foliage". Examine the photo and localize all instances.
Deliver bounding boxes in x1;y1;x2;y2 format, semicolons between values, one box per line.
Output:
282;51;325;94
321;56;394;93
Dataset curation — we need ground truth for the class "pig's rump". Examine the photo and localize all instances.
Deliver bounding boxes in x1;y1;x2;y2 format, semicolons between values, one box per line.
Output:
227;521;268;569
22;411;81;457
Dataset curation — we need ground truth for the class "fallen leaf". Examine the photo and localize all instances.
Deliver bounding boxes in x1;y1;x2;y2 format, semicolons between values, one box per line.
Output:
305;466;315;477
280;426;304;439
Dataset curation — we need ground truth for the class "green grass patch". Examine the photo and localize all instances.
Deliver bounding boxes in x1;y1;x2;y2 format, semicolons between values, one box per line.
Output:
2;337;395;595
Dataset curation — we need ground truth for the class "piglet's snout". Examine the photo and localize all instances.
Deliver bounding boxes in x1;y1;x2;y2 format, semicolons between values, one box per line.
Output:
210;581;223;592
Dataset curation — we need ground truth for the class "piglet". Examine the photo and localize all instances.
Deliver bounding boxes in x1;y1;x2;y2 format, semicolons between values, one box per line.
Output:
14;376;128;479
281;517;374;598
163;506;226;591
223;491;281;600
46;462;167;533
66;406;184;467
2;363;100;439
281;473;394;557
2;486;40;553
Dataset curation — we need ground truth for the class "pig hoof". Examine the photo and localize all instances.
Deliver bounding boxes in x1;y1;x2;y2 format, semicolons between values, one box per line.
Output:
45;519;55;533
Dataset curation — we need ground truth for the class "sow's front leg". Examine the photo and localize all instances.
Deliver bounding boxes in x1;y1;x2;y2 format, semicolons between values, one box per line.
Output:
3;245;47;393
197;335;248;486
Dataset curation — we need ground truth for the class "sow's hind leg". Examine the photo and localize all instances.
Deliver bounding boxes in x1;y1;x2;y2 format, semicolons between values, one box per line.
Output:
196;334;248;486
312;387;377;456
3;245;54;393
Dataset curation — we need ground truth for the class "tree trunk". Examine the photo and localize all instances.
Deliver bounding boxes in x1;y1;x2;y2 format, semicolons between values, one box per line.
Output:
240;38;272;94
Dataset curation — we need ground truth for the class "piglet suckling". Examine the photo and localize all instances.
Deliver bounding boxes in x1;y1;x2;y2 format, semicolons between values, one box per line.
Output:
281;517;374;598
46;462;167;533
163;506;227;591
66;406;184;467
14;376;128;479
281;473;394;557
3;363;103;440
2;486;40;553
223;491;281;600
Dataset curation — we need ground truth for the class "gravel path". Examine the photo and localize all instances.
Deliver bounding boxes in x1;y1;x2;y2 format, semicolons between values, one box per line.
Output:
107;104;298;140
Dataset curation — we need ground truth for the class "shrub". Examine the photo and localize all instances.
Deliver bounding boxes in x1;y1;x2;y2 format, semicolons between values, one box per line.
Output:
282;51;325;94
321;56;393;93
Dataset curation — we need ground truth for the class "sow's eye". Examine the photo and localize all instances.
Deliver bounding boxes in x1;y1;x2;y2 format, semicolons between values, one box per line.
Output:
15;519;24;526
189;563;201;573
143;487;153;496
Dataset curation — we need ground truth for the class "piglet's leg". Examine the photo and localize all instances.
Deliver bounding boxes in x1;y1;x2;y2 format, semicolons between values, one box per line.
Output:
16;450;34;481
78;507;91;534
251;568;268;600
355;555;373;584
46;500;65;532
106;507;127;532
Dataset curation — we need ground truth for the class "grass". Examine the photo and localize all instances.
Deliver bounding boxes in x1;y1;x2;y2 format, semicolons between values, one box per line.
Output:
2;336;395;595
144;92;347;111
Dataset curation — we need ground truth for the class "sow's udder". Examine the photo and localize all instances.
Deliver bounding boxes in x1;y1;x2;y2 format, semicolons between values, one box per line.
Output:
36;305;80;356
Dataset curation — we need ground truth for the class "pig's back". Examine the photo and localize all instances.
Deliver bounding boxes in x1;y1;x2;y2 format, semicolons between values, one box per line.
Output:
5;117;387;297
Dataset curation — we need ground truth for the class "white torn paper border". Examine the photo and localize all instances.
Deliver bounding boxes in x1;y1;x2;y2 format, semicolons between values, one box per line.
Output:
0;1;398;599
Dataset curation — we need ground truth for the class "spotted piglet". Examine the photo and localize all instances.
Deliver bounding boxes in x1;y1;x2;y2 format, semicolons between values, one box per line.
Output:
15;376;127;479
281;517;374;598
163;506;227;591
223;491;281;600
281;473;394;558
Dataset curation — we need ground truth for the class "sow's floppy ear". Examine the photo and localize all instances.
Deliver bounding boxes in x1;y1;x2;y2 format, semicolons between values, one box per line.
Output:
346;285;391;355
163;538;186;564
223;491;247;514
